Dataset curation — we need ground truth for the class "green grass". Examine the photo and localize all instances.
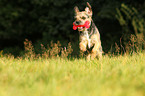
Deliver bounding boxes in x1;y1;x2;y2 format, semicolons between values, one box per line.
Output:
0;53;145;96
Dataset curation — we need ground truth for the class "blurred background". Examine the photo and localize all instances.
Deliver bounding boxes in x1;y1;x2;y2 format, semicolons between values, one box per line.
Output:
0;0;145;57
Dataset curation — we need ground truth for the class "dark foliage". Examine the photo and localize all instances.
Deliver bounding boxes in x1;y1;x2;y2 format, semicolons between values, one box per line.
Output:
0;0;145;56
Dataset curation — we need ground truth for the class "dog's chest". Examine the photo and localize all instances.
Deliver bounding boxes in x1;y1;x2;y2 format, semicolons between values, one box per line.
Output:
80;27;97;39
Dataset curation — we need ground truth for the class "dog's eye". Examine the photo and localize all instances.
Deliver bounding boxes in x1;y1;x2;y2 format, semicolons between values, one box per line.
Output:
81;16;86;20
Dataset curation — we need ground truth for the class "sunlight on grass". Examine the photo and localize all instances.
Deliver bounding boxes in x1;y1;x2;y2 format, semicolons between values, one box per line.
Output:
0;53;145;96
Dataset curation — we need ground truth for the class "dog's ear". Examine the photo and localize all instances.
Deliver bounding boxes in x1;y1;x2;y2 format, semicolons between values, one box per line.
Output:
85;2;92;16
74;6;79;13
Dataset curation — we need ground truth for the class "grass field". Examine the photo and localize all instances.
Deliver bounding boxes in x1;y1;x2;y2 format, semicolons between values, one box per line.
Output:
0;53;145;96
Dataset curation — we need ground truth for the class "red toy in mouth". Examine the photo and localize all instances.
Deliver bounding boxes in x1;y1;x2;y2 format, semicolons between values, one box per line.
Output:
73;21;90;30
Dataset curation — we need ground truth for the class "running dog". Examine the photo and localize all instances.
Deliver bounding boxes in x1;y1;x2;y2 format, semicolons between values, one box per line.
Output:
73;2;103;60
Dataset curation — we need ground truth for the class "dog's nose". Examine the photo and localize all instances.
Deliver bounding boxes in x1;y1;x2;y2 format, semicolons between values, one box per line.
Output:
75;21;80;25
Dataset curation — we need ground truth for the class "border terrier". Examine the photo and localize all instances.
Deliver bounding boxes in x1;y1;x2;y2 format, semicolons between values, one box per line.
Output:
73;2;103;60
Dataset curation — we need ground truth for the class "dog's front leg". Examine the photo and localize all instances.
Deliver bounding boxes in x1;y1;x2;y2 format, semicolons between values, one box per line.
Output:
79;40;87;52
90;34;102;59
79;36;88;52
92;44;102;59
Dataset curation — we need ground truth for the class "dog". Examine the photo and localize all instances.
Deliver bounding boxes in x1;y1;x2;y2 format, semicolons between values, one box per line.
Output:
73;2;103;60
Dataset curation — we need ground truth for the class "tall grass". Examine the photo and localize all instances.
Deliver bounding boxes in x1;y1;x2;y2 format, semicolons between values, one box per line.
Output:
115;4;145;55
0;31;145;96
23;39;73;59
0;52;145;96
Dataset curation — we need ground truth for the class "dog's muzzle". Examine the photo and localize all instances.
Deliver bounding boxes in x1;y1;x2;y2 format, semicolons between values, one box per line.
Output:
75;21;80;25
73;21;91;30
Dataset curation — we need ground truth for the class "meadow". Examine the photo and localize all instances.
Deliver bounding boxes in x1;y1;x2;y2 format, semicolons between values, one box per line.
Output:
0;52;145;96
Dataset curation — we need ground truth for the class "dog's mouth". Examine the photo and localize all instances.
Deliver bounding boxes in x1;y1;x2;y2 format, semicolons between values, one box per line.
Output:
78;26;85;31
73;21;90;31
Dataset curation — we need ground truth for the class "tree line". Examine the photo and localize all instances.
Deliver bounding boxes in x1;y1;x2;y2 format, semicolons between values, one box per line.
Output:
0;0;145;56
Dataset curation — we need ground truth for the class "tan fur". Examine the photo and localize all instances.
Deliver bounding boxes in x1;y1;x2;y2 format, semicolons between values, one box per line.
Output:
74;2;102;60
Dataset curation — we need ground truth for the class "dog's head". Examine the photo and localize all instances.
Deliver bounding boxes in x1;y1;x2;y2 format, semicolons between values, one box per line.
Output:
73;2;92;31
